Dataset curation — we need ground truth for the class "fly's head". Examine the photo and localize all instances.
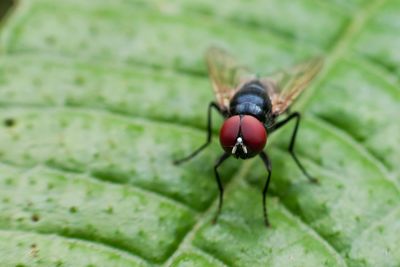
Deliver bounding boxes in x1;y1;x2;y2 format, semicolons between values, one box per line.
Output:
219;115;267;159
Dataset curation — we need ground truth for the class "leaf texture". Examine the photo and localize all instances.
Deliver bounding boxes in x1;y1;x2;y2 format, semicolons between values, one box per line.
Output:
0;0;399;266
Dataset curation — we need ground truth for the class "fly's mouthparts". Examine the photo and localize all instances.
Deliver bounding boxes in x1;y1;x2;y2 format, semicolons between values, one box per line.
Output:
231;137;247;155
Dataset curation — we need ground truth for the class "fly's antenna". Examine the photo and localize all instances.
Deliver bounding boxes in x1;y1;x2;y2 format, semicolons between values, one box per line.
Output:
231;137;247;155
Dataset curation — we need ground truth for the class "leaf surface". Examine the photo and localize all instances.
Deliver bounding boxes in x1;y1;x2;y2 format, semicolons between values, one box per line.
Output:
0;0;399;266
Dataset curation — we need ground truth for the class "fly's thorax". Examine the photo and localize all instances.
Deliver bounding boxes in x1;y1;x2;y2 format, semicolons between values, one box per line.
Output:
219;115;267;159
229;80;272;123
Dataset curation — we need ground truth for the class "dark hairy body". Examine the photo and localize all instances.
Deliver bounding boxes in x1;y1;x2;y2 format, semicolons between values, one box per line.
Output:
229;80;274;126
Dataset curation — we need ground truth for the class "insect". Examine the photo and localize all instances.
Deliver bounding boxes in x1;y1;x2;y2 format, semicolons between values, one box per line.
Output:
174;47;323;226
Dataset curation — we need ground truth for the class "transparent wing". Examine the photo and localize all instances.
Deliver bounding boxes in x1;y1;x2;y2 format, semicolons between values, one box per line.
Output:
260;57;324;115
205;46;255;110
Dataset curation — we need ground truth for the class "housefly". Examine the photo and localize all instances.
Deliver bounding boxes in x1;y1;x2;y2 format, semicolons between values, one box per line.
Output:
174;47;323;226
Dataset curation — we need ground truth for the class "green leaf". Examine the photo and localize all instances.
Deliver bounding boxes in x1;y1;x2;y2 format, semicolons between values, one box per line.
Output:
0;0;399;266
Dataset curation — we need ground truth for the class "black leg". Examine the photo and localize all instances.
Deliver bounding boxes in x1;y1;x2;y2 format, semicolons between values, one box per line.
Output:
271;112;318;183
212;152;230;224
174;102;224;165
259;151;272;227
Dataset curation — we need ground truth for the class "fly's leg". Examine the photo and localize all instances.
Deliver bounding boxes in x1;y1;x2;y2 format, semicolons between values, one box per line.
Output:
271;112;318;183
259;151;272;227
212;152;230;224
173;102;224;165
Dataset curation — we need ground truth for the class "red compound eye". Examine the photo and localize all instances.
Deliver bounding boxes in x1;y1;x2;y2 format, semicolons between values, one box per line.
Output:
240;115;267;156
219;115;240;152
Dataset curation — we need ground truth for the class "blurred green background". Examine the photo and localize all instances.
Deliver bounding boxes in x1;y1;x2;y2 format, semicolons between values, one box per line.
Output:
0;1;399;266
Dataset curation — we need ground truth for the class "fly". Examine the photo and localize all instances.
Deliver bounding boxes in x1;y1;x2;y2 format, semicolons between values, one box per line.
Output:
174;47;323;226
